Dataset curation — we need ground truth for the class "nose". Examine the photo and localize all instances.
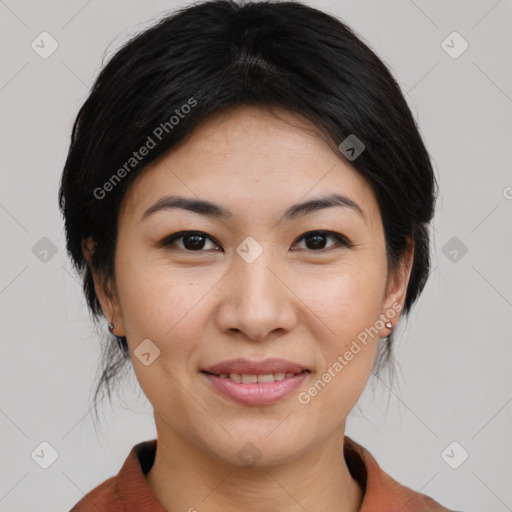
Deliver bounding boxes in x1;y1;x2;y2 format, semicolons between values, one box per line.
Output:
216;249;298;341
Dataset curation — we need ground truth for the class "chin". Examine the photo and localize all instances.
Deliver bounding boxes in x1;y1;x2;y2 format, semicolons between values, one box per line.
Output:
199;427;310;468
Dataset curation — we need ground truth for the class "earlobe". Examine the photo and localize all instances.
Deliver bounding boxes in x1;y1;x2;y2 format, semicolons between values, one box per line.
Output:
379;241;414;335
81;236;97;269
81;236;126;337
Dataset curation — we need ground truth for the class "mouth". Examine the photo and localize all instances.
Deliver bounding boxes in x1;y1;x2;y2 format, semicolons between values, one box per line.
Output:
200;369;311;405
201;369;310;383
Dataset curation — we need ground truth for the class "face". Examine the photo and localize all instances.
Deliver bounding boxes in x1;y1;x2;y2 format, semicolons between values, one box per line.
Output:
85;105;412;467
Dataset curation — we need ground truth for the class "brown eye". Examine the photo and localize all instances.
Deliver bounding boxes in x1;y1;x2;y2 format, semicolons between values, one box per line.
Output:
162;231;220;252
293;231;351;251
160;230;351;253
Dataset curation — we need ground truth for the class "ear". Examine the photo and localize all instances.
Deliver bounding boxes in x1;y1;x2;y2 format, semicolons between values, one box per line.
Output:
81;236;126;337
378;239;415;337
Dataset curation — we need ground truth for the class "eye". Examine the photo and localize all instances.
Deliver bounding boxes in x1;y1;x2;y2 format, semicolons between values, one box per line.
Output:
160;230;351;253
161;231;220;252
292;230;351;252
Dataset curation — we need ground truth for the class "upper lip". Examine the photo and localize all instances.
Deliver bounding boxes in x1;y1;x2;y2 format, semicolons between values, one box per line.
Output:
202;358;308;375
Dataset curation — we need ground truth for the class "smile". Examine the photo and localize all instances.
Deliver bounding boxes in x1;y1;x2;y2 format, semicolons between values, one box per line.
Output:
201;370;310;405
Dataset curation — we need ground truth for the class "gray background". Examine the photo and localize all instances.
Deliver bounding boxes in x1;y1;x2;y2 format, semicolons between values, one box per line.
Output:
1;0;511;510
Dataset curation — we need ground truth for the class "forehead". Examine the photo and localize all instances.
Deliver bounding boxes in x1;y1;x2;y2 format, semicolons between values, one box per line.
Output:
120;106;380;229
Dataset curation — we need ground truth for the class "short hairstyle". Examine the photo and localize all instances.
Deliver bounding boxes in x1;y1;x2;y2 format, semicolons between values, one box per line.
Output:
58;0;437;418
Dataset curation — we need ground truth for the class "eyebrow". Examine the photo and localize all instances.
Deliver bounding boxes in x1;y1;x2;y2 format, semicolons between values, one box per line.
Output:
141;193;366;223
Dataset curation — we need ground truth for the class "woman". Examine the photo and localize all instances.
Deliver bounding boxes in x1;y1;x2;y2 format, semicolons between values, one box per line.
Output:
60;0;458;510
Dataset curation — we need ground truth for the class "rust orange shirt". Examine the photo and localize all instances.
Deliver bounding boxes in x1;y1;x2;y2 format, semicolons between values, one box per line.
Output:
69;436;457;511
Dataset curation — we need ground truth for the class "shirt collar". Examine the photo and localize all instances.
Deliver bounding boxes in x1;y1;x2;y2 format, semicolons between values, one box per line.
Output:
116;435;429;511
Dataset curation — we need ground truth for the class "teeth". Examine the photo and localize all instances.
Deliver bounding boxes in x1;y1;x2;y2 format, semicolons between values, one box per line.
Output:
257;373;276;383
216;372;301;383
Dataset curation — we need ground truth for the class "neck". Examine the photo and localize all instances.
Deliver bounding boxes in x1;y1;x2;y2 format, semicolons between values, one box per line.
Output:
145;420;363;512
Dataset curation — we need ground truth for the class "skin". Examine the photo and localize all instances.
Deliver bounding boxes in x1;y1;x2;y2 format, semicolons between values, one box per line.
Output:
83;105;414;512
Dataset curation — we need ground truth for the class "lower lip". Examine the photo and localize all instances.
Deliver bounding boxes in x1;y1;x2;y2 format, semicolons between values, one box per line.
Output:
201;371;309;405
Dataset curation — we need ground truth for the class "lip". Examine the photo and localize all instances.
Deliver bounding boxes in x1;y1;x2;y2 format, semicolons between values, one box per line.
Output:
201;358;307;375
201;370;310;405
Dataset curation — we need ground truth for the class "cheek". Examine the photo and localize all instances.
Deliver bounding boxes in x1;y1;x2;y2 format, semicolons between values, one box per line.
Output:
294;258;386;396
335;272;385;334
295;268;383;417
114;248;208;358
116;266;208;405
300;260;387;340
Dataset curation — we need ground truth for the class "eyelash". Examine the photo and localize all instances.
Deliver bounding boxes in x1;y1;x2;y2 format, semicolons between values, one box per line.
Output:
160;230;352;253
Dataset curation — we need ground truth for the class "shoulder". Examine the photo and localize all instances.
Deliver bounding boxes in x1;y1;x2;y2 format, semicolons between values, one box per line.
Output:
69;475;123;512
344;436;461;512
67;439;161;512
